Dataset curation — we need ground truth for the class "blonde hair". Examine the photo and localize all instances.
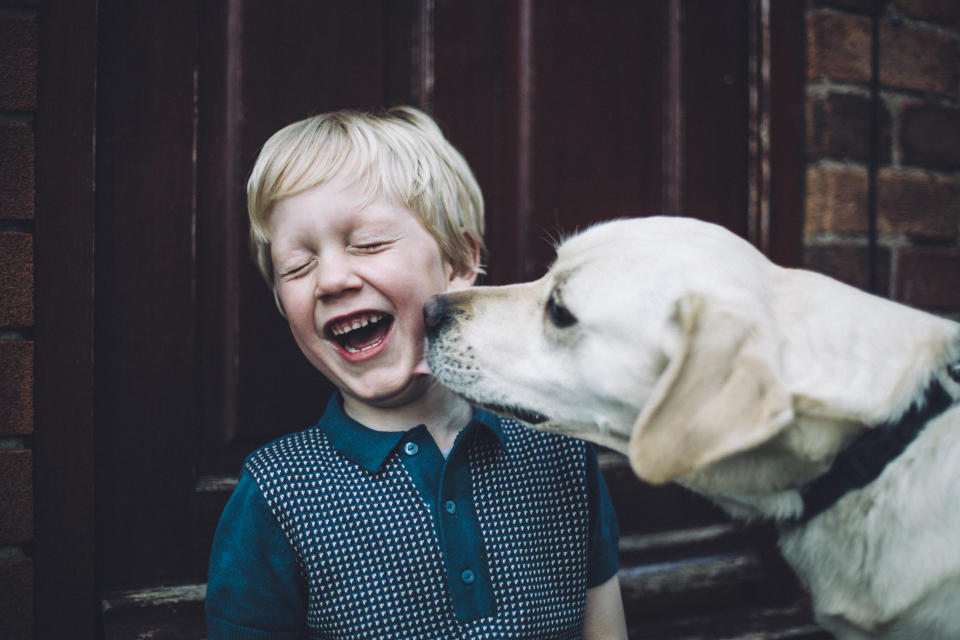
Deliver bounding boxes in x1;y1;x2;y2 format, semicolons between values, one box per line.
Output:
246;106;486;284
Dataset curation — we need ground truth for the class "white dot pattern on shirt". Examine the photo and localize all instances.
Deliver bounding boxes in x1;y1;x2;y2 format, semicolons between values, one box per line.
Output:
245;417;589;640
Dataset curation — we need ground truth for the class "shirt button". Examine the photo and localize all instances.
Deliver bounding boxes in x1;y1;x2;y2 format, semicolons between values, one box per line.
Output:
403;441;419;456
461;569;475;585
444;500;457;514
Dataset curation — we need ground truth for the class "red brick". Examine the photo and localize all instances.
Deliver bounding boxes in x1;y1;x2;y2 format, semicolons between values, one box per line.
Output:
0;232;33;327
877;169;960;240
0;341;33;436
0;121;35;220
0;557;33;640
879;23;959;98
900;104;960;171
803;243;891;294
807;12;872;84
806;11;959;97
895;0;960;27
0;12;38;111
894;247;960;310
805;164;870;235
0;450;32;544
806;92;892;162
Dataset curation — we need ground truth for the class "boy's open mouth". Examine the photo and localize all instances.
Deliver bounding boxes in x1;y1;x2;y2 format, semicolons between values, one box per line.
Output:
325;312;394;354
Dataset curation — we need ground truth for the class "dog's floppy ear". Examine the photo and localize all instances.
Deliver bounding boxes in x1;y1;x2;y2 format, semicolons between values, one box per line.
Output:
628;292;794;484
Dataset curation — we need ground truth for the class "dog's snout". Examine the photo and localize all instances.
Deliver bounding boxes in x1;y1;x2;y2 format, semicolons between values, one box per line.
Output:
423;294;452;338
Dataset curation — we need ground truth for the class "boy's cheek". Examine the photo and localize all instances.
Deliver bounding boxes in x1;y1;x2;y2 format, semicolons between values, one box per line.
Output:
411;357;433;376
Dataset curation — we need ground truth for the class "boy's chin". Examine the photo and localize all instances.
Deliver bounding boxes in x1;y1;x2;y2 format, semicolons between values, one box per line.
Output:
342;373;435;409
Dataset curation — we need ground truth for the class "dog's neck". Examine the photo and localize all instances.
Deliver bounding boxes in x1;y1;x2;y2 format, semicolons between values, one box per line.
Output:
682;368;958;524
773;268;960;428
679;273;960;524
791;369;959;524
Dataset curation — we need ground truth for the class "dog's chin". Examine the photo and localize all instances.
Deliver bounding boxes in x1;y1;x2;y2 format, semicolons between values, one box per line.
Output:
428;361;551;424
487;403;550;424
461;395;550;424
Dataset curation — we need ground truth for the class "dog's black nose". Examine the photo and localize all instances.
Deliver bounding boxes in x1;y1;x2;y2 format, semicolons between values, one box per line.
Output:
423;294;451;337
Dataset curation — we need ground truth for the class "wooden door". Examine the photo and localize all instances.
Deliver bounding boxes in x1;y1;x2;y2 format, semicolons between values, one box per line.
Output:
90;1;814;637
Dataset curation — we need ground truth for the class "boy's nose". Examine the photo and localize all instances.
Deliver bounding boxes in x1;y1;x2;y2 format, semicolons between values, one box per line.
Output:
423;294;452;338
314;254;362;297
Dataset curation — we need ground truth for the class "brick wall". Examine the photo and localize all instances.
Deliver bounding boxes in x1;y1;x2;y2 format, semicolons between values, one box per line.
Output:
804;0;960;317
0;2;38;639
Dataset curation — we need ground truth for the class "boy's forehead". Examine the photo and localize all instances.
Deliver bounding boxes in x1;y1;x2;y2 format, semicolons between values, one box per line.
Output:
286;153;358;195
268;178;416;234
268;171;368;224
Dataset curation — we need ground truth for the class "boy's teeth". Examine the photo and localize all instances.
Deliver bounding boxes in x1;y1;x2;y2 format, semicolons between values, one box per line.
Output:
332;313;383;337
343;336;385;353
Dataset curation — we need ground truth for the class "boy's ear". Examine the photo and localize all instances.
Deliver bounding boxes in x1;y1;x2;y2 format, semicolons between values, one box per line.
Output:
447;230;482;289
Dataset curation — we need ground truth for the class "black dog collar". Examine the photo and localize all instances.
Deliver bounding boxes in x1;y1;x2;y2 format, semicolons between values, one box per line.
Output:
792;363;959;524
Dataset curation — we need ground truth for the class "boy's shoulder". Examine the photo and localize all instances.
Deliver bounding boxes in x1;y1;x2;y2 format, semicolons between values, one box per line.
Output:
243;394;350;473
243;421;329;474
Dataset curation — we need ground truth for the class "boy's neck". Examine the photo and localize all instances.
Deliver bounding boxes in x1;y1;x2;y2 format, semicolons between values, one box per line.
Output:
341;381;473;450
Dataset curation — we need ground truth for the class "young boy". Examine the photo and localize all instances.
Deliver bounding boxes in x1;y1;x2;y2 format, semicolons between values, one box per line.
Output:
205;106;626;639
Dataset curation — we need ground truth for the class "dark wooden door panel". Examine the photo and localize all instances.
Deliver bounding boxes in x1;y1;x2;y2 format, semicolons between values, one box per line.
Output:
94;0;201;587
34;0;99;634
529;0;667;278
431;0;524;286
682;0;750;232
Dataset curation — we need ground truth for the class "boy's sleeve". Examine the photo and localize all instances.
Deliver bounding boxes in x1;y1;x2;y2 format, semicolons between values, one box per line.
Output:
206;469;306;639
585;444;621;588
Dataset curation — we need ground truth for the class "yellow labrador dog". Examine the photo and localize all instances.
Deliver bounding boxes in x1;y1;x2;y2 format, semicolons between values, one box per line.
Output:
424;216;960;640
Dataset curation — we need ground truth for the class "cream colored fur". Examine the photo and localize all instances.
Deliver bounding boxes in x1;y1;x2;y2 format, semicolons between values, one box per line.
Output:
425;216;960;639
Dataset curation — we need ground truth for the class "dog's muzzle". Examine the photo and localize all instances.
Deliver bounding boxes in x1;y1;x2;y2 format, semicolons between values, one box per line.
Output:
423;293;455;339
423;293;551;426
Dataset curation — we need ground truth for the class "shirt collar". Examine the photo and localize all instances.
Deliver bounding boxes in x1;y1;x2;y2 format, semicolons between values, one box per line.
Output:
319;393;508;473
471;406;507;448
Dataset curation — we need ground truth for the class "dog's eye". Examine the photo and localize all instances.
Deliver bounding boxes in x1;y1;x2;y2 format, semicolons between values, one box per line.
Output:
547;290;577;328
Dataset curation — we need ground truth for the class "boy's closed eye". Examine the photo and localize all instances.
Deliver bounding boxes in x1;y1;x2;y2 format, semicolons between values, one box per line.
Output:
279;260;315;279
350;236;398;254
276;237;399;279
